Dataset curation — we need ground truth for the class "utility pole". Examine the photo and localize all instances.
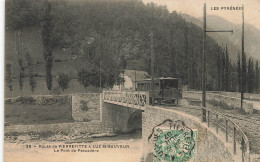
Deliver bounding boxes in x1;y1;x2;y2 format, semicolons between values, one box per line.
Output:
150;30;155;106
202;3;233;122
202;4;206;122
241;4;245;109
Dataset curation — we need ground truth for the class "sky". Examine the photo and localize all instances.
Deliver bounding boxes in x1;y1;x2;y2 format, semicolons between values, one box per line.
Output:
142;0;260;30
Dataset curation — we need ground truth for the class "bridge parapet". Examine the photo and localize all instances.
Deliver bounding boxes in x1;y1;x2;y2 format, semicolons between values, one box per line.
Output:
142;106;251;162
103;90;149;110
202;107;250;162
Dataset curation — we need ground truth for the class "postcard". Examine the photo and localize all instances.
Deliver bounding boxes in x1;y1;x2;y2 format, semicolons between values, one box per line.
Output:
4;0;260;161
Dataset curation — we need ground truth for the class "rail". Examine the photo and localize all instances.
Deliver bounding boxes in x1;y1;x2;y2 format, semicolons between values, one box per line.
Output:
202;107;250;162
103;91;149;109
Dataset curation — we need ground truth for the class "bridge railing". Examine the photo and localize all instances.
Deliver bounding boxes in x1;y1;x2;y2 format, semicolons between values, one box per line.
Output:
202;107;250;162
103;90;149;109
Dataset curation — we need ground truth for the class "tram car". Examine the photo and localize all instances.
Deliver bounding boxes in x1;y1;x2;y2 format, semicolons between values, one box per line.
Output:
136;77;182;105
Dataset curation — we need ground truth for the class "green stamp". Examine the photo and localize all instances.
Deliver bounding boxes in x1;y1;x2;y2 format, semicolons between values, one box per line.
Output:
153;122;197;162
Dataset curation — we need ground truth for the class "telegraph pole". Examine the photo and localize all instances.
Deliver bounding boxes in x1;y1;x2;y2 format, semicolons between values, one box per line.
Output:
202;3;233;122
241;4;245;109
202;4;206;122
150;30;155;106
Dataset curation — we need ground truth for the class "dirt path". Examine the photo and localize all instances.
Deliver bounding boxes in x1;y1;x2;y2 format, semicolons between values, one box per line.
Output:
245;99;260;111
4;132;143;162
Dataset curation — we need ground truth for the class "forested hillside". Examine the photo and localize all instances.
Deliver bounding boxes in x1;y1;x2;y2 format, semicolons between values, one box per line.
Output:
5;0;260;93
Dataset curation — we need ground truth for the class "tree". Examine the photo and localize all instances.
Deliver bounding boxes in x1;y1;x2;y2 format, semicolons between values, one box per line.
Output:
18;59;25;90
25;49;36;92
229;63;237;92
247;58;255;93
255;61;259;93
57;73;71;91
221;49;226;91
6;0;39;91
6;0;244;92
15;31;25;90
78;68;99;88
41;0;54;90
216;52;222;91
119;55;127;70
5;0;40;30
5;64;13;91
241;52;247;94
225;46;230;91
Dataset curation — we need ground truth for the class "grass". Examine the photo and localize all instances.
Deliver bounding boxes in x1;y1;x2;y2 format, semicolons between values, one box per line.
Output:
6;27;92;78
5;104;73;125
5;27;101;99
207;100;233;110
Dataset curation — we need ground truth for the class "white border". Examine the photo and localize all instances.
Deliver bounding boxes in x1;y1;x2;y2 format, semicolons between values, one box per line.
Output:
0;0;5;162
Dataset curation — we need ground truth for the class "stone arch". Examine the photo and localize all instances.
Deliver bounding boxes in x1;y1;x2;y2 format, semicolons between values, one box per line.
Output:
127;109;142;132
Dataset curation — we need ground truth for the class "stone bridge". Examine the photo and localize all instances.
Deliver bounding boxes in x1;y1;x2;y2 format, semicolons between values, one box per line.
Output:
5;91;252;161
101;90;251;162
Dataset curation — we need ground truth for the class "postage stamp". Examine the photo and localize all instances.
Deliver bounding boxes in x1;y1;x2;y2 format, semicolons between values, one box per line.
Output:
153;123;197;162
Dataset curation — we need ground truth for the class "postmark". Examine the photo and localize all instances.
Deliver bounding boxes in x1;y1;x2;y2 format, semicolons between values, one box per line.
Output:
151;120;197;162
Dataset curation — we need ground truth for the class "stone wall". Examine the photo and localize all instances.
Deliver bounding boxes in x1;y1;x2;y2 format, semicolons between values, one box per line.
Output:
71;93;101;122
5;93;102;122
5;95;71;105
5;93;104;134
213;94;253;113
102;103;142;133
182;91;203;100
183;91;260;101
183;91;253;114
142;106;238;162
220;92;260;101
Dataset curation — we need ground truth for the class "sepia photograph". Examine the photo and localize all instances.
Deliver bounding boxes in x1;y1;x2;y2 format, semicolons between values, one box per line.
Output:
3;0;260;161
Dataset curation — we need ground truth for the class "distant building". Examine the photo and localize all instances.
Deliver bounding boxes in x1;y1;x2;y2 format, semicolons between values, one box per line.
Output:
113;70;150;90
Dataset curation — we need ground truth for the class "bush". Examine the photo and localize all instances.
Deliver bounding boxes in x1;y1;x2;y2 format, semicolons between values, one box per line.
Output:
5;64;13;91
5;98;13;104
207;100;233;110
80;100;89;111
38;96;71;105
50;86;61;96
57;73;71;91
77;69;95;87
14;96;36;105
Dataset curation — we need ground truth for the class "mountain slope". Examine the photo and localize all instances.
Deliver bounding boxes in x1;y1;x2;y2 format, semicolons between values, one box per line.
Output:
181;14;260;61
5;0;240;91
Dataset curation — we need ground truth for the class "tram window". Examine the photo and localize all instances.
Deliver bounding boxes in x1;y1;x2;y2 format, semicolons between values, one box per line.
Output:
161;79;179;89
